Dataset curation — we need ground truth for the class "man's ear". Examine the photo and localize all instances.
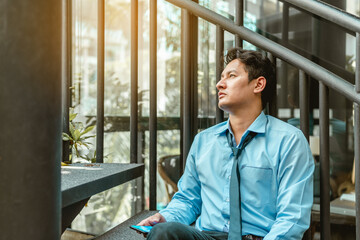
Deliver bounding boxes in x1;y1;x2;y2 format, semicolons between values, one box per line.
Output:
254;76;266;93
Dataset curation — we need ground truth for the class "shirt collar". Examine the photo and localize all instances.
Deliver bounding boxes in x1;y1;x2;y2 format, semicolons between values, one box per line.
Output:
214;111;267;135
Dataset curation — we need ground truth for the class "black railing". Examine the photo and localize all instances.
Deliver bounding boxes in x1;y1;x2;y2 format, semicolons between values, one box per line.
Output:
164;1;359;240
60;0;359;239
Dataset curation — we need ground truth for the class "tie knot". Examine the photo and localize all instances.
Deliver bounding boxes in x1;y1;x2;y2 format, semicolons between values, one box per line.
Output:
240;131;257;150
226;130;257;158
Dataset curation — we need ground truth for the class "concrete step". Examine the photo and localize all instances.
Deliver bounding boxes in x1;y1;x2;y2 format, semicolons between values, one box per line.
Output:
92;210;158;240
61;229;95;240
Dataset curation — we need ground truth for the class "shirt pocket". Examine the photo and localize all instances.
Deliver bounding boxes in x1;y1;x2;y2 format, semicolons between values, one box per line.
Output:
240;166;273;208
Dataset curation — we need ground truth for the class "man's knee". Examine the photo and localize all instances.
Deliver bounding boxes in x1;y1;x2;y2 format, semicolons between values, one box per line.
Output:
147;222;187;240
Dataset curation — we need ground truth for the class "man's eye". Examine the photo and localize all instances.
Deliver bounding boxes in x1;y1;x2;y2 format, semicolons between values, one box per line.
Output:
229;74;236;77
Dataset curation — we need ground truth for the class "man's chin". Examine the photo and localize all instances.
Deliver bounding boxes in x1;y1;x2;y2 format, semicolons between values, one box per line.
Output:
218;104;228;112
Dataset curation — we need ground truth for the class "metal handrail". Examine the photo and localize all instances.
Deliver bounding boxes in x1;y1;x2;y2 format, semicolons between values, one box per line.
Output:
280;0;360;34
165;0;360;105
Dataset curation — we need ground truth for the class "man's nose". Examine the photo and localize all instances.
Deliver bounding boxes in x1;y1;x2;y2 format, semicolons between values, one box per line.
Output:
216;79;225;89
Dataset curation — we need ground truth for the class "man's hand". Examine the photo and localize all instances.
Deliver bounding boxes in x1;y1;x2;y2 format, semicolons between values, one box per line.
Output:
138;213;166;226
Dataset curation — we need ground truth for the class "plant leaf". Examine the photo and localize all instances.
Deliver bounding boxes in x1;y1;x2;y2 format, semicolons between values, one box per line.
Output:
81;135;96;140
80;125;95;136
62;132;73;141
73;129;81;141
69;113;77;122
69;123;75;136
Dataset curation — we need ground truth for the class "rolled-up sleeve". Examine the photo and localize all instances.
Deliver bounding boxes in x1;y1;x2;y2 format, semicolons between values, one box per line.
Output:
264;131;314;240
159;135;202;225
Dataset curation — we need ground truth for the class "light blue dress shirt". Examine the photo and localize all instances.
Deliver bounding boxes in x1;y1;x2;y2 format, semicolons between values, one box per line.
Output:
159;112;314;240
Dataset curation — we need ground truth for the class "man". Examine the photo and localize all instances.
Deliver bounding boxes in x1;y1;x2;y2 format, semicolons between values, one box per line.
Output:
138;48;314;240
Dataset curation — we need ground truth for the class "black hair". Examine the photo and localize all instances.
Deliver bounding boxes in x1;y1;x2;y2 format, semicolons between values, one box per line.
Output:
224;47;276;109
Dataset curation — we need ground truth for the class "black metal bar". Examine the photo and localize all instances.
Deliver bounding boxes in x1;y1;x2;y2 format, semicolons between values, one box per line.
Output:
279;0;360;34
130;0;138;164
356;33;360;96
137;130;145;212
164;0;360;104
62;0;72;163
0;0;62;237
266;52;277;117
96;0;105;163
279;2;289;108
235;0;243;48
319;82;331;240
282;2;289;45
86;116;216;132
355;103;360;240
182;9;192;169
216;25;224;124
149;0;157;211
180;10;185;173
355;32;360;240
299;70;309;141
191;7;198;141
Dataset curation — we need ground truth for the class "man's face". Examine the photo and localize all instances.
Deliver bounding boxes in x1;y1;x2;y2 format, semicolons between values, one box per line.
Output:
216;59;257;113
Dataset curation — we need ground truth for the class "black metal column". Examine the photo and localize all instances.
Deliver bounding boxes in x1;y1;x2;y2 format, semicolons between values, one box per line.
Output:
96;0;105;163
216;25;224;124
149;0;157;211
182;9;191;170
299;69;311;240
267;52;277;117
62;0;72;163
0;0;62;238
355;32;360;240
130;0;139;164
355;104;360;240
299;70;309;140
181;3;198;170
280;2;289;108
190;2;198;144
319;83;331;240
235;0;243;48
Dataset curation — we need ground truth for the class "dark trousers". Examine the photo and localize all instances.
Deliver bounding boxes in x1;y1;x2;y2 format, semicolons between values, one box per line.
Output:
146;222;228;240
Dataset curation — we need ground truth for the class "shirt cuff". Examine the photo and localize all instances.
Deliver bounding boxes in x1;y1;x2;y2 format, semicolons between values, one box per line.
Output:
158;209;177;222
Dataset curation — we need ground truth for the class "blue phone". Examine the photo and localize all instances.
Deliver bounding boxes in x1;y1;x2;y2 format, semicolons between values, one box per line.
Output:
130;225;153;234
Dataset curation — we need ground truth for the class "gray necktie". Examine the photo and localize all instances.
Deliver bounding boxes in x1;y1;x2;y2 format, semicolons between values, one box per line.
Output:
227;130;257;240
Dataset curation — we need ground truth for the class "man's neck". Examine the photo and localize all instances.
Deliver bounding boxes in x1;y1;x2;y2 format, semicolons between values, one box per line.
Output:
229;108;262;145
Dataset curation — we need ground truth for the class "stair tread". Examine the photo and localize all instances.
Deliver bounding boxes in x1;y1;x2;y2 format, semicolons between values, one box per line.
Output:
62;163;144;208
92;210;158;240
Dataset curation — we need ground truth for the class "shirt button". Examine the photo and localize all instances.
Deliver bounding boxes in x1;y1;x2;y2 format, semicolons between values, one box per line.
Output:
228;175;231;180
228;221;230;225
226;198;230;202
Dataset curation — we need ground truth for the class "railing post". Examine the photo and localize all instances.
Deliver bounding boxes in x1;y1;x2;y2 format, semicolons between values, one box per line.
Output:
96;0;105;163
0;0;62;238
299;69;311;240
299;70;310;141
319;82;331;240
355;104;360;240
149;0;157;211
235;0;243;48
130;0;139;164
279;2;289;108
267;52;277;117
355;32;360;240
181;1;198;170
62;0;72;163
216;25;224;124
